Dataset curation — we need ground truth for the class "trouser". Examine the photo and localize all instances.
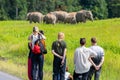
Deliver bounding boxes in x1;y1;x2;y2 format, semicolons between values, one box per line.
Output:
53;57;66;80
73;71;89;80
87;66;101;80
28;51;33;80
32;54;44;80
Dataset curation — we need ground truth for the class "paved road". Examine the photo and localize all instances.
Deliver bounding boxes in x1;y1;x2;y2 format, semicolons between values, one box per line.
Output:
0;71;22;80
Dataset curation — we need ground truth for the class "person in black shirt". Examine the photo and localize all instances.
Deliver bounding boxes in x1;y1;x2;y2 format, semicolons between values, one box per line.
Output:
52;32;67;80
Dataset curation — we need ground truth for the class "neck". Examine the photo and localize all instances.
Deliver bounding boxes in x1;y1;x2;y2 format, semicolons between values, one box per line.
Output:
81;45;85;47
92;43;97;46
58;39;63;41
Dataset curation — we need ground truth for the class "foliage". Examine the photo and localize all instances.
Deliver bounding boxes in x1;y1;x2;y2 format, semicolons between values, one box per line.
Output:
0;0;27;20
106;0;120;18
0;19;120;79
1;0;120;20
79;0;108;19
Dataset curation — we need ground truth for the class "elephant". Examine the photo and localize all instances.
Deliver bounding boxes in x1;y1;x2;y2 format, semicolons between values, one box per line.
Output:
43;13;57;24
76;10;93;23
27;12;43;23
50;11;68;23
64;12;77;24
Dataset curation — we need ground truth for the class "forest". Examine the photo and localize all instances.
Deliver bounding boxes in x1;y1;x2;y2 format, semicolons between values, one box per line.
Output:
0;0;120;20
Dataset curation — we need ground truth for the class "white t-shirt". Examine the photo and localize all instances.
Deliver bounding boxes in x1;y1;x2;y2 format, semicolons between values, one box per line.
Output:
65;72;70;80
31;34;39;48
74;46;97;74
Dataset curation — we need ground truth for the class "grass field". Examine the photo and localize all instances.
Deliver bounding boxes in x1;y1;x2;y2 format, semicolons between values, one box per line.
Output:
0;18;120;80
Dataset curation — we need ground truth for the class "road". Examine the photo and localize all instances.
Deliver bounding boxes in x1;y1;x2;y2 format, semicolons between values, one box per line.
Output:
0;71;22;80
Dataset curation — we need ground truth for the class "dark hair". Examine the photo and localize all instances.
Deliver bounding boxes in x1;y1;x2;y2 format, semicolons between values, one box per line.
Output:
91;37;97;43
34;39;39;45
80;38;86;45
39;30;44;35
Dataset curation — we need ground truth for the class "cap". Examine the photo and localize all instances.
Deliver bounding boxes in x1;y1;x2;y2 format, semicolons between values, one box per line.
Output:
33;26;39;32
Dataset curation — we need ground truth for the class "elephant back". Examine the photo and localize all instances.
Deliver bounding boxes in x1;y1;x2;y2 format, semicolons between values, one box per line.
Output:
50;11;68;23
27;12;43;23
43;13;57;24
64;12;77;24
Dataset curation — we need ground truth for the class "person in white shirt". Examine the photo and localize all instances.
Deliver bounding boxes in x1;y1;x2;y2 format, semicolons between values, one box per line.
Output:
65;66;73;80
88;37;104;80
73;38;97;80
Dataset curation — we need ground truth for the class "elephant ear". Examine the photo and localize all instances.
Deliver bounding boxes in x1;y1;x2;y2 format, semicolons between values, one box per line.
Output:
86;11;92;18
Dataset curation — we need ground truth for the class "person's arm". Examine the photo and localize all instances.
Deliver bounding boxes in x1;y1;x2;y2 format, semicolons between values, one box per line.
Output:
52;50;63;59
74;50;77;65
61;48;67;65
51;41;63;59
89;48;97;57
97;56;104;68
69;74;73;80
28;34;32;41
88;57;97;68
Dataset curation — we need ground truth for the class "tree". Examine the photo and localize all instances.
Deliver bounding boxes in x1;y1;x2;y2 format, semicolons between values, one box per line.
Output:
106;0;120;18
0;1;8;20
27;0;55;14
79;0;108;19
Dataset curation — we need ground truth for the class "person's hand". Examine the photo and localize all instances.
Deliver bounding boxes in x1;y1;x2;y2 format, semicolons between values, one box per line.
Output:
61;59;64;66
95;66;100;70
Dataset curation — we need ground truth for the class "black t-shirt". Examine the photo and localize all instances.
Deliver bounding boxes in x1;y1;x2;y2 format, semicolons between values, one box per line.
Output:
52;40;67;56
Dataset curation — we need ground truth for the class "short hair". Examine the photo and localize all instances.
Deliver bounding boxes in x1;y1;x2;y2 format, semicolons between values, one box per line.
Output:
39;30;44;35
91;37;97;43
58;32;65;40
80;38;86;45
34;39;39;45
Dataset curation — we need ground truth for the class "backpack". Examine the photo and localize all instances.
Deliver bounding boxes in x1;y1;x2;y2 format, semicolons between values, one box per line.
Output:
28;34;47;54
38;39;47;54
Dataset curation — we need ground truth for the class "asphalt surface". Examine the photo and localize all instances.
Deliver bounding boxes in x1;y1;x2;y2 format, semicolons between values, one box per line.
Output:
0;71;22;80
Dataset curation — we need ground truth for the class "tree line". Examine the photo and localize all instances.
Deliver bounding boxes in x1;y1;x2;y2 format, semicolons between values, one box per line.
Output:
0;0;120;20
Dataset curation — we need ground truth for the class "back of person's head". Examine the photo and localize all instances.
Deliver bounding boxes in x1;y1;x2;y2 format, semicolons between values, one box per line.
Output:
34;39;39;45
39;30;44;35
58;32;65;40
91;37;97;43
80;38;86;45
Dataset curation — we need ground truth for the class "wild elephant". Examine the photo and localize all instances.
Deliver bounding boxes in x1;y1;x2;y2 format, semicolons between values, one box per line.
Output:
43;13;57;24
76;10;93;23
27;12;43;23
64;12;77;24
50;11;68;23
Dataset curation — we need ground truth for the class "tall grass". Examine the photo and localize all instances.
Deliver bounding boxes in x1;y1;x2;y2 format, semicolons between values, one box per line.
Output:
0;19;120;80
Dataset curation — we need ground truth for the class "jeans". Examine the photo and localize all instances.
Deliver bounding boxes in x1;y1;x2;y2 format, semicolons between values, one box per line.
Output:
32;54;44;80
87;66;101;80
73;71;89;80
53;57;66;80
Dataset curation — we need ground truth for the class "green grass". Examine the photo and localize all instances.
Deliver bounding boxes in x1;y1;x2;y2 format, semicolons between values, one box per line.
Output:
0;19;120;80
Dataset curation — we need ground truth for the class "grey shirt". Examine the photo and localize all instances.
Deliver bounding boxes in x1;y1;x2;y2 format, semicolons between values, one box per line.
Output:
90;45;104;65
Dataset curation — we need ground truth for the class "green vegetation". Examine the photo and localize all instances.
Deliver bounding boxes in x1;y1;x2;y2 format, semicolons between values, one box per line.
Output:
0;18;120;80
0;0;120;20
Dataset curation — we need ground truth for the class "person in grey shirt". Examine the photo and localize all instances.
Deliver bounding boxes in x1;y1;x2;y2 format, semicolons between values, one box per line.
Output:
88;37;104;80
73;38;97;80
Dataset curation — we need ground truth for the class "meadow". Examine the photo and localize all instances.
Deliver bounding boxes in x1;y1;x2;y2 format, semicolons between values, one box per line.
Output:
0;18;120;80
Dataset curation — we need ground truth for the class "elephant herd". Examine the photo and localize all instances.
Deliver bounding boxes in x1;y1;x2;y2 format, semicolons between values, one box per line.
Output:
27;10;93;24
